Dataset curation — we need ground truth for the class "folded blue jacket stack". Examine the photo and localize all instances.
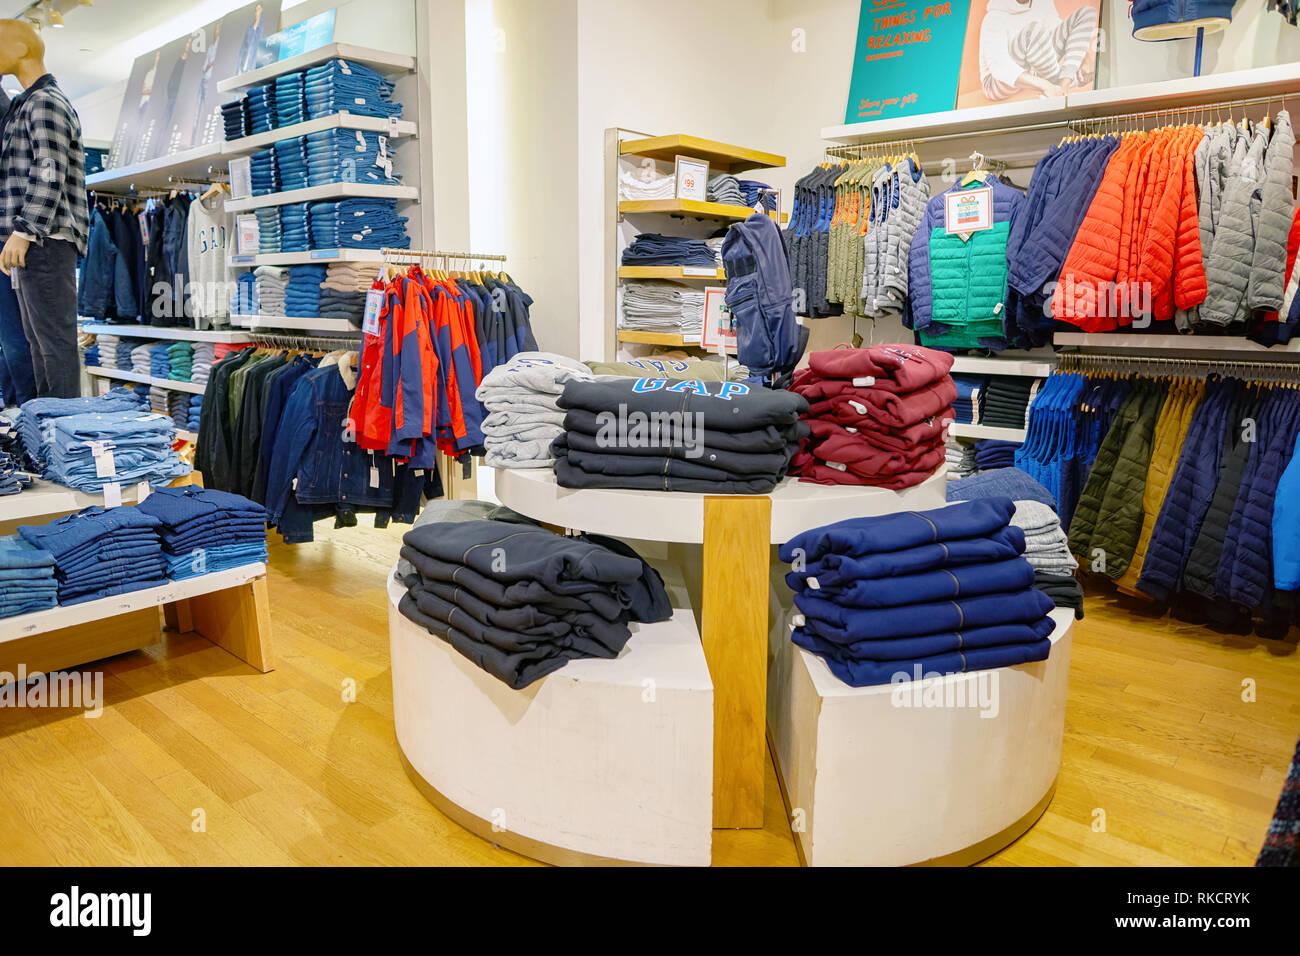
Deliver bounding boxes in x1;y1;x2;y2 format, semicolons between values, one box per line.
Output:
246;83;276;134
221;97;249;140
308;199;408;249
250;148;279;196
305;128;399;187
17;387;146;470
952;374;986;424
273;136;309;191
43;411;189;494
304;59;402;120
0;534;57;617
274;72;307;126
621;234;716;268
18;506;167;605
136;486;268;580
285;264;328;317
779;497;1056;687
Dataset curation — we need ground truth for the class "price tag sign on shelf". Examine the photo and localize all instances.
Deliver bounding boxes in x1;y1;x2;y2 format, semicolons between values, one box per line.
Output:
701;287;738;355
944;187;992;239
229;156;253;200
362;288;384;336
674;155;709;202
682;266;717;277
236;215;260;255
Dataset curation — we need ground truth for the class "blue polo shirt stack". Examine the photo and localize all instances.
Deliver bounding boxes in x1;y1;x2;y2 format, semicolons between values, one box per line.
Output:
17;506;167;605
135;486;268;580
779;497;1056;687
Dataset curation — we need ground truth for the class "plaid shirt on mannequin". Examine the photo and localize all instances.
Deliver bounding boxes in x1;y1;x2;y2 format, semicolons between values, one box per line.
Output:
0;74;89;255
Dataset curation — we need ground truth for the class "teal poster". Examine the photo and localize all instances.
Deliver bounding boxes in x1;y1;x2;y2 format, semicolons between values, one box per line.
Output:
844;0;972;124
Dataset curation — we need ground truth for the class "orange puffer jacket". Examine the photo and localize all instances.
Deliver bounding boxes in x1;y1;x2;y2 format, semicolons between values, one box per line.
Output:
1138;126;1207;322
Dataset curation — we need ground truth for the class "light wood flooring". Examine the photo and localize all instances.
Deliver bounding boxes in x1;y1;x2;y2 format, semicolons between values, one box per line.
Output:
0;523;1295;866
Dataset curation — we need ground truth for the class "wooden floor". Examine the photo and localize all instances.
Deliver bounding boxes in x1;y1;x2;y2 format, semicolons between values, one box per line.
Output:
0;523;1295;866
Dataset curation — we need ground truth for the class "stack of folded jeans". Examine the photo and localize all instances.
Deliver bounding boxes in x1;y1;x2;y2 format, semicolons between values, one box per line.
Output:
0;451;27;496
94;334;117;367
308;199;409;249
738;179;776;211
233;273;258;315
279;202;311;252
621;233;716;268
975;438;1020;470
188;394;203;431
246;83;276;134
273;137;309;191
1010;499;1079;573
285;265;327;317
0;535;57;617
617;164;674;201
83;342;100;368
707;173;744;205
149;343;170;379
167;390;191;430
946;435;976;480
947;463;1059;509
221;97;249;140
397;517;671;689
191;343;216;385
18;506;167;605
323;262;374;293
305;128;399;187
553;375;807;493
780;497;1056;687
274;72;307;126
619;280;705;338
167;342;193;381
952;374;986;424
136;485;268;580
17;387;146;469
790;344;954;489
44;411;189;493
476;352;593;469
304;59;402;120
319;289;367;323
116;339;134;370
255;207;281;253
981;376;1042;429
250;148;279;196
255;266;288;316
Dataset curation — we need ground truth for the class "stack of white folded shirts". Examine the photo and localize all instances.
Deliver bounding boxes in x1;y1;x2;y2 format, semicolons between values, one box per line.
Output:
96;334;119;369
945;436;976;481
707;173;743;205
323;262;374;293
619;280;705;338
130;342;154;375
1010;500;1078;573
475;351;594;469
191;343;216;386
255;266;288;317
618;165;675;201
705;236;724;267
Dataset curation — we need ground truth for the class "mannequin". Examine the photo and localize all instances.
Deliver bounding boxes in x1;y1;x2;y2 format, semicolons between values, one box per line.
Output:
0;19;89;398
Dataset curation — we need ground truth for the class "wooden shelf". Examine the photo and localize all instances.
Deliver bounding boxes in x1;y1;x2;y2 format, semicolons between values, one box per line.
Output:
226;182;417;212
620;134;784;173
227;249;386;267
619;199;756;221
82;323;252;344
230;315;361;333
950;423;1026;442
85;366;205;394
217;43;415;93
618;266;724;281
616;330;703;347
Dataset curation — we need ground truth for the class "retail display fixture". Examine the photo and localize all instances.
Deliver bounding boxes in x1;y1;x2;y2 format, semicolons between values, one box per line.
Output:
84;366;206;394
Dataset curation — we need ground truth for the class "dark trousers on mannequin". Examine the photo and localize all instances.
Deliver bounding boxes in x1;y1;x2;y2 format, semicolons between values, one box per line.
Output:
13;239;80;398
0;268;36;406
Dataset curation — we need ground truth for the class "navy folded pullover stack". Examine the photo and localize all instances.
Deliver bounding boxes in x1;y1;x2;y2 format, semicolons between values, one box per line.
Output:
397;519;673;689
551;377;808;494
779;497;1056;687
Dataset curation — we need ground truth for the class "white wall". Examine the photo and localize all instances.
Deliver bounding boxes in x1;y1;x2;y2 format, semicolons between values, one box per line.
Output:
73;79;127;145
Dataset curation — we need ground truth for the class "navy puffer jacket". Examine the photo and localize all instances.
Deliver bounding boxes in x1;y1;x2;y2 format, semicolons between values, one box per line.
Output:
1132;0;1236;39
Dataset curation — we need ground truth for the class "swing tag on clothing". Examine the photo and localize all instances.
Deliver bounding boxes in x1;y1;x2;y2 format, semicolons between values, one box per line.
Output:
388;116;399;137
136;481;151;503
363;288;384;336
944;187;992;238
102;482;122;508
88;441;116;478
369;466;380;488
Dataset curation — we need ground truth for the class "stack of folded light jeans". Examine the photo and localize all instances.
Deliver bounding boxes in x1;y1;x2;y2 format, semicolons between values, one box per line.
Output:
476;351;594;469
279;202;311;252
149;343;170;378
167;342;193;381
273;72;307;126
136;485;268;580
304;59;402;120
44;411;189;493
285;265;327;317
17;387;146;469
18;506;167;605
191;343;216;385
273;137;309;191
308;199;408;249
780;497;1056;687
305;128;400;186
621;233;716;268
246;83;276;134
707;173;743;205
0;535;57;617
619;280;705;338
617;165;674;201
254;266;288;316
250;148;279;195
130;341;154;376
254;207;281;253
221;97;249;140
95;333;117;368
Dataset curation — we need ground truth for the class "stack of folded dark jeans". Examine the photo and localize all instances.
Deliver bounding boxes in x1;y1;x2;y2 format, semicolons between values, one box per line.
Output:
552;375;807;493
83;342;99;367
136;485;268;580
621;234;717;268
167;391;190;430
274;72;307;126
790;345;954;489
980;376;1041;429
308;199;408;249
397;518;672;689
707;173;744;205
279;202;311;252
115;339;134;370
17;387;146;470
305;128;400;186
255;207;282;253
273;137;309;191
0;451;27;496
18;506;167;605
221;97;249;140
0;534;57;617
318;289;367;323
285;265;327;317
305;59;402;120
738;179;776;211
780;497;1056;687
250;148;279;196
975;438;1020;470
246;83;276;134
44;411;189;493
952;374;986;424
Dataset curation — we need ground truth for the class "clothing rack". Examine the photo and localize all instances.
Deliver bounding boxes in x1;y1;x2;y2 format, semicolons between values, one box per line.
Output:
380;247;507;266
1058;351;1300;384
246;332;361;351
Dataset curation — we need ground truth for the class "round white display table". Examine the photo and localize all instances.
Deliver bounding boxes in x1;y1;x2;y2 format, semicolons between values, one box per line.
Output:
494;467;948;829
388;571;714;866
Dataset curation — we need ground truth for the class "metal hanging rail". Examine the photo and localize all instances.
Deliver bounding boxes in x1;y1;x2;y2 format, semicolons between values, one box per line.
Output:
380;247;507;263
246;332;361;350
1057;351;1300;383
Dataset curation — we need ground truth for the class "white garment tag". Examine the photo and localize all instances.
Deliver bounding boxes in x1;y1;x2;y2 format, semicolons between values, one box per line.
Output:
354;97;366;105
827;461;847;471
136;481;151;503
388;116;398;137
993;302;1003;315
362;289;384;336
414;469;424;477
93;446;116;478
848;400;867;415
791;613;805;628
369;466;380;488
103;482;122;508
851;376;876;387
339;61;352;75
844;426;858;433
807;577;821;590
352;233;366;242
355;130;366;151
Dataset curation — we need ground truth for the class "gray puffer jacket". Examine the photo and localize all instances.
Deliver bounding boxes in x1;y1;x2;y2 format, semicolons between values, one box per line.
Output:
1199;124;1269;327
1247;110;1296;310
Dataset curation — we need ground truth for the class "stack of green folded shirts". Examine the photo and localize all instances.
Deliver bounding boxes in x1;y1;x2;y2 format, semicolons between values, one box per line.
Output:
167;342;194;382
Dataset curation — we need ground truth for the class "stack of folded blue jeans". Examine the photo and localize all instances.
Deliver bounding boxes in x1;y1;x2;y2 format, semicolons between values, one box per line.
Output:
149;343;170;379
44;411;190;493
285;265;327;317
621;234;717;268
188;394;203;431
305;59;402;120
738;179;776;211
246;83;277;133
250;148;279;196
167;391;190;430
0;450;28;496
951;374;986;424
83;342;100;367
255;207;281;253
18;506;167;605
318;289;367;323
273;137;309;191
308;199;409;249
17;387;146;469
136;486;268;580
222;97;249;140
232;274;258;316
274;73;307;127
779;497;1056;687
0;535;57;617
975;438;1020;471
279;202;311;252
115;339;134;370
305;128;400;187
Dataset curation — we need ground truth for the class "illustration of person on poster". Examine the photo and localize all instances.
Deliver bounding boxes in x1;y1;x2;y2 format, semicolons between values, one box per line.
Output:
238;3;266;74
192;22;223;146
958;0;1100;107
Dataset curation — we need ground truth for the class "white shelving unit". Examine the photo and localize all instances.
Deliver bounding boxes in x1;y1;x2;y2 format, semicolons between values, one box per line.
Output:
949;356;1055;378
230;315;361;334
216;42;416;93
227;249;386;267
0;477;149;525
223;113;418;157
950;423;1027;442
85;366;206;395
225;182;417;212
81;322;252;344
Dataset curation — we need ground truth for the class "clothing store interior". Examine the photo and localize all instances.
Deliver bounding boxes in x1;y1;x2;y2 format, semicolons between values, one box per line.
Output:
0;0;1298;875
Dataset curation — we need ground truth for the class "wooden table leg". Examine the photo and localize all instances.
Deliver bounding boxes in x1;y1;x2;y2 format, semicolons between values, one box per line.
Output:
702;496;771;829
187;576;274;672
163;598;193;633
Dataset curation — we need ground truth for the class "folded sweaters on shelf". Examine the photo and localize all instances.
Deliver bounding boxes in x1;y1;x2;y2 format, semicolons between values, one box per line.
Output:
476;352;595;469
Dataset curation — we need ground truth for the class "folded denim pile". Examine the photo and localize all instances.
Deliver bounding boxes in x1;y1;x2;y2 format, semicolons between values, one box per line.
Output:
191;343;216;386
621;233;716;268
18;506;167;606
0;535;57;618
246;83;276;134
148;385;168;415
273;137;309;191
136;485;268;580
149;343;170;379
707;173;744;205
221;97;249;140
305;59;402;120
187;395;203;432
981;376;1042;429
0;449;29;496
167;390;191;430
397;517;672;689
617;164;674;201
115;339;134;370
947;463;1059;510
780;497;1056;687
475;351;593;469
319;288;367;323
951;374;985;424
255;266;289;317
167;342;193;381
17;387;146;469
946;435;976;480
250;147;279;196
254;207;281;253
44;411;189;494
306;128;399;186
975;438;1020;470
285;264;328;317
553;375;807;493
83;342;99;367
308;199;409;249
738;179;776;211
619;280;705;338
274;72;308;126
790;344;954;489
279;202;311;253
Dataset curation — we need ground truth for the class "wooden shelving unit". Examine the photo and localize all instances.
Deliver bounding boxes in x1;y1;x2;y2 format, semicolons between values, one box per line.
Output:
618;266;725;281
619;198;758;222
619;134;783;173
615;330;699;347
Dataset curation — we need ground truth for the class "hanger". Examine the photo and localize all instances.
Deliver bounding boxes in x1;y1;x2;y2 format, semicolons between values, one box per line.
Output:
960;151;987;187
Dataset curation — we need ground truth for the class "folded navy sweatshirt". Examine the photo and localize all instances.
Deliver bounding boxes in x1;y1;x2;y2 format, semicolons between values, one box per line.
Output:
796;586;1054;641
786;524;1025;589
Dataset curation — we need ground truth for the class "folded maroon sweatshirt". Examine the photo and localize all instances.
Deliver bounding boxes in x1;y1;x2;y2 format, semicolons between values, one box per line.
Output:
803;415;951;453
806;344;954;392
794;460;938;490
802;378;957;430
796;430;944;476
